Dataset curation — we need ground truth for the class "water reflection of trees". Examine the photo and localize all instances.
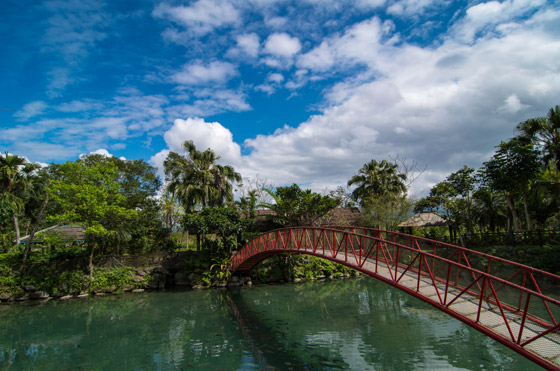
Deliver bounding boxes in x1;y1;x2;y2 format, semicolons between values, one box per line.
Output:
0;291;246;370
235;278;536;371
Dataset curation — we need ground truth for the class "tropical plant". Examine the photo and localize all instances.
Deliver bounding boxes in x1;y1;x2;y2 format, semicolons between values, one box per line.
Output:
347;159;407;205
164;140;241;212
260;184;340;227
516;105;560;168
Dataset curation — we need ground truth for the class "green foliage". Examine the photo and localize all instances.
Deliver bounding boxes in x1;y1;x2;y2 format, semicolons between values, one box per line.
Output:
164;140;241;212
348;159;407;204
261;184;340;226
251;254;353;283
89;267;138;293
184;207;244;240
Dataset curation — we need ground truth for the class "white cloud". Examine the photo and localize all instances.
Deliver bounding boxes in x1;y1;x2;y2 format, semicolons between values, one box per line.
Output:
498;94;529;114
14;101;48;121
153;0;240;35
297;17;388;75
451;0;547;43
233;8;560;196
150;117;243;186
162;117;241;164
171;61;238;85
235;33;260;58
268;73;284;83
264;33;302;58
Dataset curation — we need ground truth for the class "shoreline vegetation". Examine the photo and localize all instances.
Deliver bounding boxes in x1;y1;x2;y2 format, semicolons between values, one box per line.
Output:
2;106;560;304
0;250;361;304
2;242;559;305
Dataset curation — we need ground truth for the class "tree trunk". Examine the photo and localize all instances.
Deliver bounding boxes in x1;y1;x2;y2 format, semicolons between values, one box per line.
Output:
89;245;96;281
13;214;20;246
520;189;531;231
504;193;521;232
22;190;49;266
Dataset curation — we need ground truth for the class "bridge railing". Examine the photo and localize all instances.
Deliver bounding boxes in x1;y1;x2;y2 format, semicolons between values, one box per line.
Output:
231;227;560;368
327;226;560;302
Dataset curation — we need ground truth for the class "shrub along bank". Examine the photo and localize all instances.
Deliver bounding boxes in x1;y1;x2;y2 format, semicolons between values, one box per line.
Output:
0;249;357;303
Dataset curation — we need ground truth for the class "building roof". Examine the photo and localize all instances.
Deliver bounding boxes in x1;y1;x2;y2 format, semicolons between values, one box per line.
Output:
398;212;452;228
19;224;86;244
249;207;362;228
316;207;362;226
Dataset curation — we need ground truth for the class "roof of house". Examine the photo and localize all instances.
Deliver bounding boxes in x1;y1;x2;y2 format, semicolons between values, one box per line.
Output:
19;224;86;244
398;212;452;228
249;207;362;228
316;207;362;226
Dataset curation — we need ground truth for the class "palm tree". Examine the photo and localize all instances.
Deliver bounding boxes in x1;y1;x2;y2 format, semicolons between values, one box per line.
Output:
164;141;241;212
347;159;407;205
516;105;560;169
472;189;507;233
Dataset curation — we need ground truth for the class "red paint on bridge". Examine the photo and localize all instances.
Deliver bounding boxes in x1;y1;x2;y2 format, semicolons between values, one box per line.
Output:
230;226;560;370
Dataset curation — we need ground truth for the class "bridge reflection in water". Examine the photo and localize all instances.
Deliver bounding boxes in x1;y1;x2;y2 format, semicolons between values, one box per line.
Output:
231;227;560;370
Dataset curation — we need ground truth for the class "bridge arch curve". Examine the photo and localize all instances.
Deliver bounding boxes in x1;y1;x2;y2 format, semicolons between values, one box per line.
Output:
231;226;560;370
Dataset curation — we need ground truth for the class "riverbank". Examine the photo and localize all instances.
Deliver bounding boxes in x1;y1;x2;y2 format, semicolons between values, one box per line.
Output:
0;250;357;304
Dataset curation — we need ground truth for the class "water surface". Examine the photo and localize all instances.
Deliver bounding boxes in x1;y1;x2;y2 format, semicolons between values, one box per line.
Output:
0;278;541;370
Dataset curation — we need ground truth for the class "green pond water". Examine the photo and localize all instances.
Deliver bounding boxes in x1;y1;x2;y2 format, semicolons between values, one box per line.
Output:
0;278;542;370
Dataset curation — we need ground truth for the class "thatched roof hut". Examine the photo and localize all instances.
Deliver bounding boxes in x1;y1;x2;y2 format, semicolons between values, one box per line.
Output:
19;224;86;244
398;212;452;228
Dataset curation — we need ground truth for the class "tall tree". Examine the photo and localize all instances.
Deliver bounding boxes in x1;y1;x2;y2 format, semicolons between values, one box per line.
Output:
48;160;137;279
260;184;340;227
447;166;477;234
480;137;541;232
348;159;407;204
472;188;507;233
348;159;408;230
164;141;241;212
516;105;560;169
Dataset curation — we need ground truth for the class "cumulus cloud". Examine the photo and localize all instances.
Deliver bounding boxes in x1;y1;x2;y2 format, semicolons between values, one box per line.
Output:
171;61;238;85
232;33;260;58
152;117;242;168
153;0;240;35
264;33;302;59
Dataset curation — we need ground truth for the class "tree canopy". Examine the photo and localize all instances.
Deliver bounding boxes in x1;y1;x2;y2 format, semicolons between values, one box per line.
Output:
260;184;340;227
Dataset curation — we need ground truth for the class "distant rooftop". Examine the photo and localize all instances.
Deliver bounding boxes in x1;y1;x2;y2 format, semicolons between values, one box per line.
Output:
398;212;452;228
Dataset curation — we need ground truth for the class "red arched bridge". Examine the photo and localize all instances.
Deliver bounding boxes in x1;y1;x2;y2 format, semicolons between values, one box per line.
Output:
230;226;560;370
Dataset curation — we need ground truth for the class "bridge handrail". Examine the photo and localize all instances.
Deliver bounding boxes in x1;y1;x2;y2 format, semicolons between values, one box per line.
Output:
323;226;560;281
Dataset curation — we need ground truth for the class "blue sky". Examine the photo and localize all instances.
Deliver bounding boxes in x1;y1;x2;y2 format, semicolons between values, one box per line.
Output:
1;0;559;195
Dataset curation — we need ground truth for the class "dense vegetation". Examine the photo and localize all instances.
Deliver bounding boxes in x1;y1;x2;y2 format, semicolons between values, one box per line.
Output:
415;106;560;238
1;105;559;299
